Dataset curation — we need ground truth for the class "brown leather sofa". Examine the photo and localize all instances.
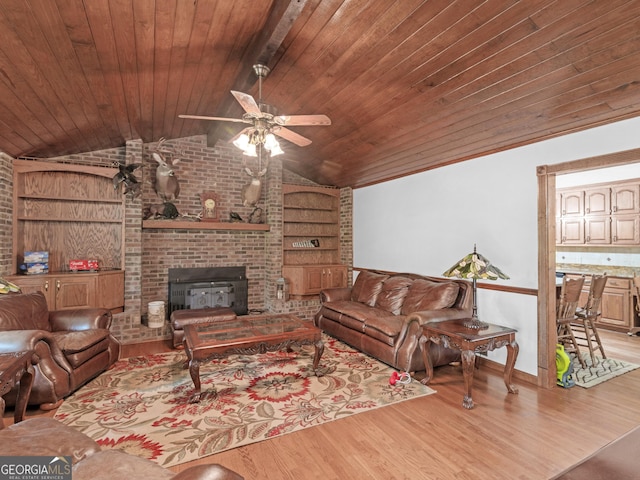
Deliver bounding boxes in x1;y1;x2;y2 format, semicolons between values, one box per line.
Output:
0;292;120;410
0;417;243;480
314;270;473;372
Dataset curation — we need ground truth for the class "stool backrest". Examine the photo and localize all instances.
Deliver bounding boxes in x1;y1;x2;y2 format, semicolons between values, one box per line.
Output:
557;275;585;321
581;274;608;317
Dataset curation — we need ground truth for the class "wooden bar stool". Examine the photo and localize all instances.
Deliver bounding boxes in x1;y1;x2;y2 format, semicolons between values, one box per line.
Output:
556;275;586;368
571;274;608;366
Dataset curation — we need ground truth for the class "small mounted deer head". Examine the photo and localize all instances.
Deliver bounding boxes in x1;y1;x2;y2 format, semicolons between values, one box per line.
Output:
241;157;269;208
149;137;183;202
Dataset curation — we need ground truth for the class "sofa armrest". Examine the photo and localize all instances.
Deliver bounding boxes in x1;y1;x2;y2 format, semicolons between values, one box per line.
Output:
407;307;471;325
49;308;112;331
171;464;244;480
320;287;351;303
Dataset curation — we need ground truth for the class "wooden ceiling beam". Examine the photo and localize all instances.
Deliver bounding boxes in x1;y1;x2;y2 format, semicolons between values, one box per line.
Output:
206;0;308;147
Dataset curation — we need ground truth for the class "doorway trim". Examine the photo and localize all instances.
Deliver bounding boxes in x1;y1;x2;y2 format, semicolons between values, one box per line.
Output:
537;147;640;388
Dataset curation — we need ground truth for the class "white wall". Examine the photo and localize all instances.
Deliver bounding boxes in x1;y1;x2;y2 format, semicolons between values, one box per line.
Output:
354;116;640;375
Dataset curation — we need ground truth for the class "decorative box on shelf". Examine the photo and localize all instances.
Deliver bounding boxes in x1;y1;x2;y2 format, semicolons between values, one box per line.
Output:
69;259;99;272
23;251;49;275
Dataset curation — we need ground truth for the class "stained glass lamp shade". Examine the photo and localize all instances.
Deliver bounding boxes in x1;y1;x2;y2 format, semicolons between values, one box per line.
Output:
442;245;509;329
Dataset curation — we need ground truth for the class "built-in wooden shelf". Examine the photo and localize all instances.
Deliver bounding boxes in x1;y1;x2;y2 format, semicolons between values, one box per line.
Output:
142;220;270;231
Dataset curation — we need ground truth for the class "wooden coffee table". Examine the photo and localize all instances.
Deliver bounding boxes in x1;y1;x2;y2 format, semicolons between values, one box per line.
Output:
183;313;324;403
0;350;37;428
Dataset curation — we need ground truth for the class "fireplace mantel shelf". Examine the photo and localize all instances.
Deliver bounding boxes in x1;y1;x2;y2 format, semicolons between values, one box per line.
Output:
142;220;270;231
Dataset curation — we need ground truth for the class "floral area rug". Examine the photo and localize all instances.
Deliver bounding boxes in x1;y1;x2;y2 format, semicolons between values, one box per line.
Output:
572;354;640;388
54;335;435;467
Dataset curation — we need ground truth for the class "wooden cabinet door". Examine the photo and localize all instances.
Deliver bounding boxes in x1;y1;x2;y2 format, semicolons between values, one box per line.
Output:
561;190;584;216
612;183;640;214
323;265;348;289
584;216;610;244
303;267;325;294
55;276;96;310
599;278;631;329
612;214;640;245
561;217;584;244
584;187;610;215
7;275;56;308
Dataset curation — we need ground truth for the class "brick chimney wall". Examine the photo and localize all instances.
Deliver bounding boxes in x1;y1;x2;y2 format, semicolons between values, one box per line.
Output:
2;135;353;345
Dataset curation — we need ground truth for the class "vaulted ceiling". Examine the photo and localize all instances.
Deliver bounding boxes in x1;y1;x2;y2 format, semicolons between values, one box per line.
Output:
1;0;640;188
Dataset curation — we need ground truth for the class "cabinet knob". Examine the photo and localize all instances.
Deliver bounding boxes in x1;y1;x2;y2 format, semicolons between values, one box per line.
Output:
44;280;49;291
56;280;61;291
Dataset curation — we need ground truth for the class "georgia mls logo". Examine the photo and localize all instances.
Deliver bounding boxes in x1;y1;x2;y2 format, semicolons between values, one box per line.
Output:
0;456;72;480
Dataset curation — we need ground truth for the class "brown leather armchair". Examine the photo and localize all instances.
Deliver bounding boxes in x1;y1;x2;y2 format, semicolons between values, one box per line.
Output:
0;291;120;410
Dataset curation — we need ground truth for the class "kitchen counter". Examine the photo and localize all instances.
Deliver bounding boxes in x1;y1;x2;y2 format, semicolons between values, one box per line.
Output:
556;263;639;278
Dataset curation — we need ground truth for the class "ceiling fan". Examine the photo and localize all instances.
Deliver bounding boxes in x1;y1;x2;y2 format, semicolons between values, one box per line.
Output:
179;64;331;152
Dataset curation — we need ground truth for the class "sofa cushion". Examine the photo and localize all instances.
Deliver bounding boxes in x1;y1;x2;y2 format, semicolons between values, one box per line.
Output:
364;315;406;346
374;276;413;314
351;271;389;306
0;291;50;331
400;279;460;315
51;329;110;368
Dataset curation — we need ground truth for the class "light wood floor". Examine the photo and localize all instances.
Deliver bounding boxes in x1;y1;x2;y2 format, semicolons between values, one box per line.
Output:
5;329;640;480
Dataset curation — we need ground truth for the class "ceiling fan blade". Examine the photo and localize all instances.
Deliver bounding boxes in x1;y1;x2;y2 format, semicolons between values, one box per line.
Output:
276;114;331;126
231;91;261;116
179;114;247;123
274;127;312;147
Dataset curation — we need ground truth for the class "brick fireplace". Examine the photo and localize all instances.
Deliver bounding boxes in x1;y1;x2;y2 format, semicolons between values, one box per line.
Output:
1;134;353;345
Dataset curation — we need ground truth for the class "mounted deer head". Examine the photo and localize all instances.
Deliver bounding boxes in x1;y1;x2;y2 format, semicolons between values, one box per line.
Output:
149;137;183;202
241;157;268;208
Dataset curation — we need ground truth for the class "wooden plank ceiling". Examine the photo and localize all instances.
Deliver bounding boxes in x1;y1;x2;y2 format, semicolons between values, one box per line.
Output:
1;0;640;188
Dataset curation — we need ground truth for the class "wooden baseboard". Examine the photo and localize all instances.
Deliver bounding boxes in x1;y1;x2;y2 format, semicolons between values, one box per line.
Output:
477;356;537;386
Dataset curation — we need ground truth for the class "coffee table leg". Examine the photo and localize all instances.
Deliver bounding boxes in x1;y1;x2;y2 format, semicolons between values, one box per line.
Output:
461;349;476;409
14;363;34;424
188;359;202;403
313;339;324;376
504;340;519;394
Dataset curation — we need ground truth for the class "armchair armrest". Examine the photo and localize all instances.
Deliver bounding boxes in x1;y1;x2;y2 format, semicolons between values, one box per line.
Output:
320;287;351;303
49;308;112;331
0;330;71;374
0;329;56;353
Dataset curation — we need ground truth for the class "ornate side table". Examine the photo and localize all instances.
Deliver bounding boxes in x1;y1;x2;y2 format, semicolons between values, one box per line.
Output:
419;319;519;409
0;350;38;428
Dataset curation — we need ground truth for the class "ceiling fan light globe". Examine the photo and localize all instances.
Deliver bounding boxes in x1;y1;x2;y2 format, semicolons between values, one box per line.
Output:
269;144;284;156
244;144;257;157
264;133;278;149
233;133;250;150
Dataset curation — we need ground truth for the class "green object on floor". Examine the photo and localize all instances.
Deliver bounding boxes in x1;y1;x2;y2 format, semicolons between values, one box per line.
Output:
556;343;575;388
